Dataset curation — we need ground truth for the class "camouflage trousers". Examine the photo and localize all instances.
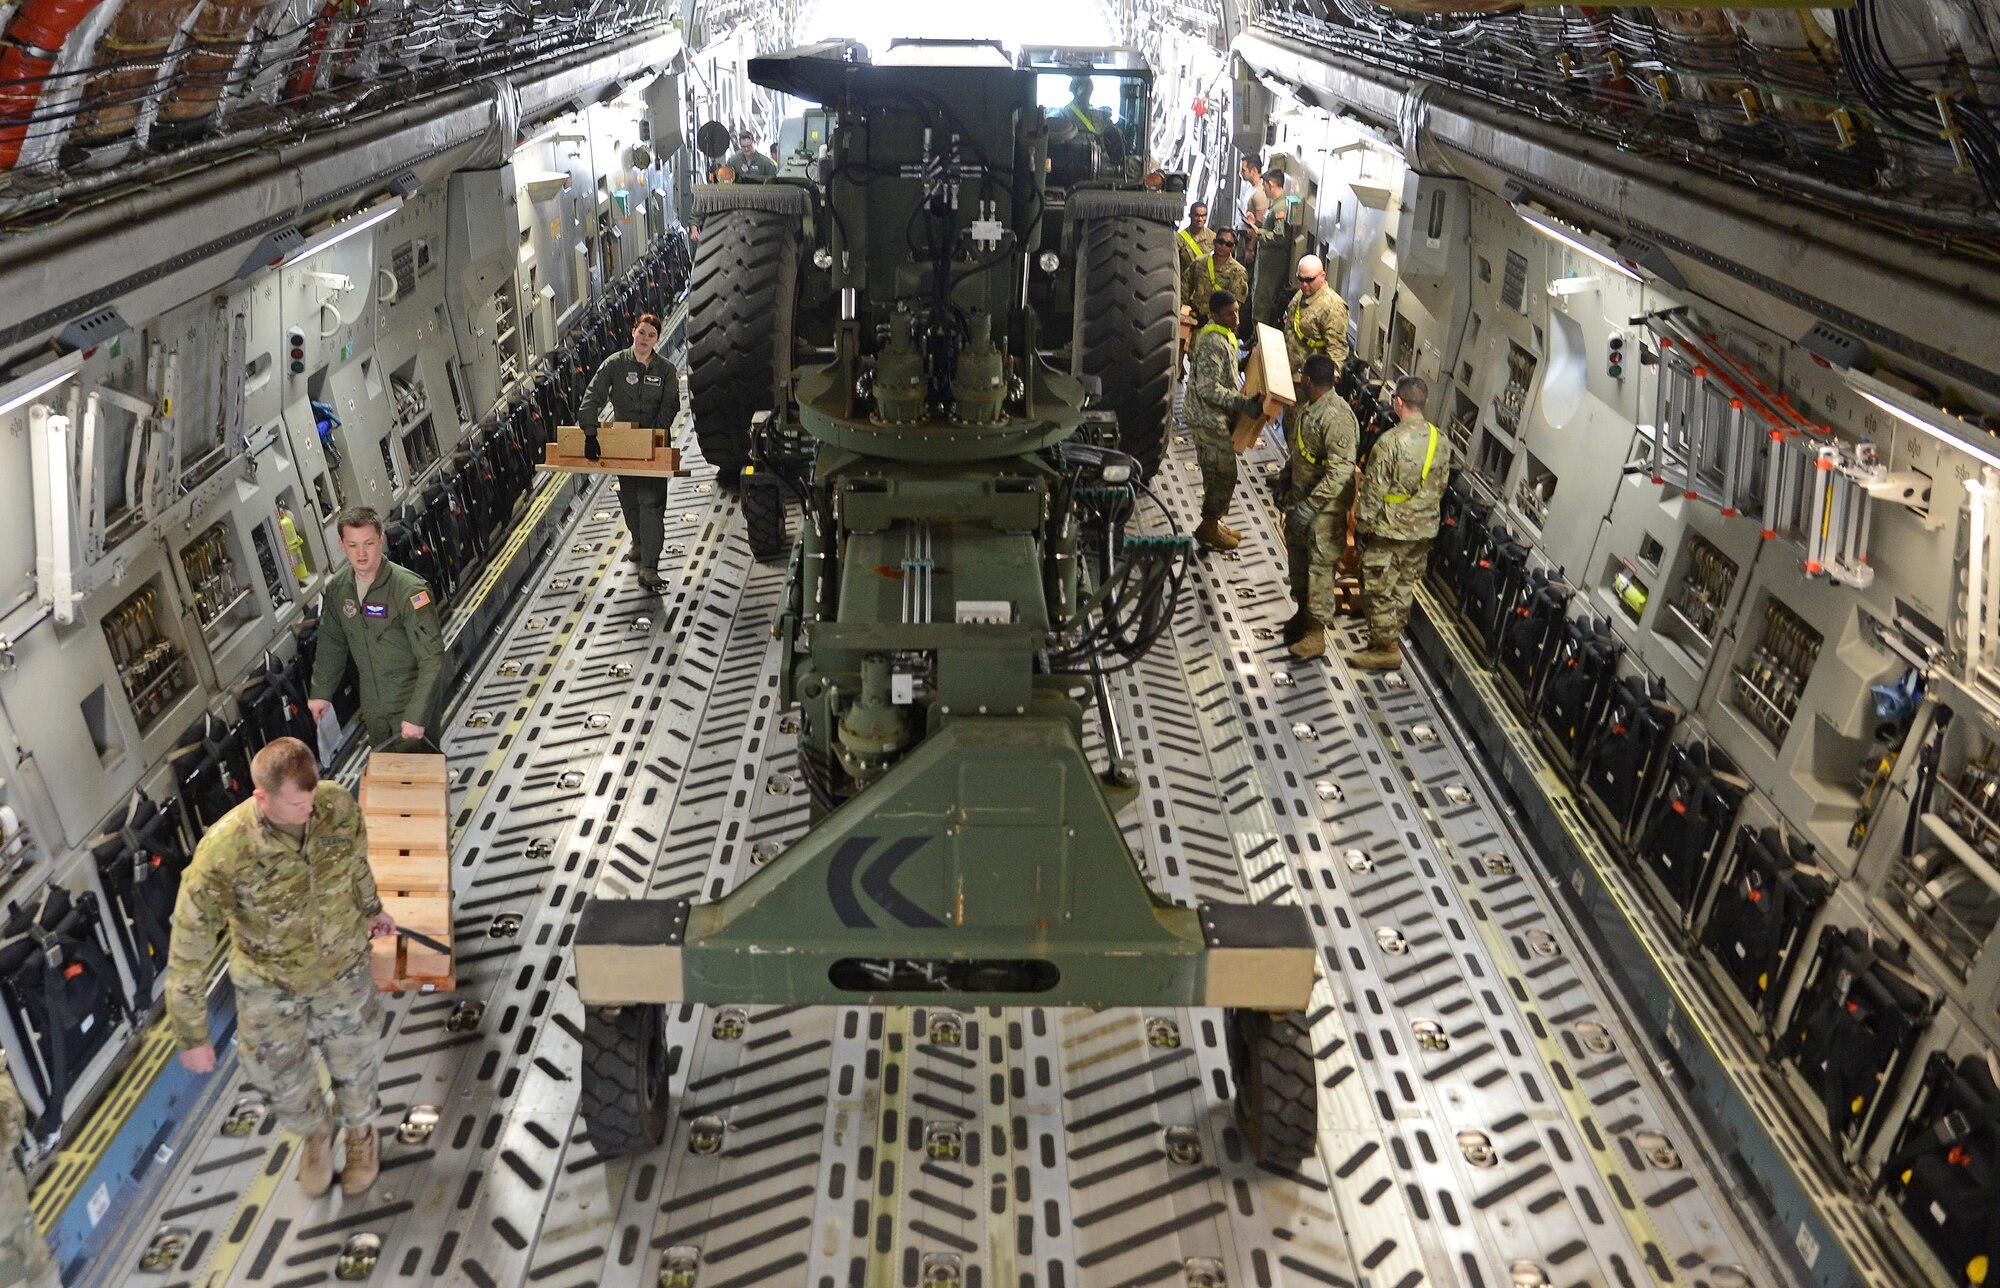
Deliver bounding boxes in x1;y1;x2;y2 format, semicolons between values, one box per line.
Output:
1360;535;1432;645
1286;503;1349;622
1194;428;1237;523
0;1149;58;1288
236;959;382;1136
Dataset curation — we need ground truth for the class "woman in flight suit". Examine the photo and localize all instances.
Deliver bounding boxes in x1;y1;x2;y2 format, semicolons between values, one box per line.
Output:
578;312;679;591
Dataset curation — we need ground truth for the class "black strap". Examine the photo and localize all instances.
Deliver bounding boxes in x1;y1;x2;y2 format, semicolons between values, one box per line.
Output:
1880;1078;2000;1188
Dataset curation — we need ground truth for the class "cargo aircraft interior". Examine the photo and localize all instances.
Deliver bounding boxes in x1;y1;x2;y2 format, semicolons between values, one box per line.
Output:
1;0;1999;1285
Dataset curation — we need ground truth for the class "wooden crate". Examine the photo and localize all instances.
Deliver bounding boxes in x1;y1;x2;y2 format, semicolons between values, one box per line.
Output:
361;750;455;992
1231;323;1295;453
556;423;659;460
372;892;453;984
538;442;686;478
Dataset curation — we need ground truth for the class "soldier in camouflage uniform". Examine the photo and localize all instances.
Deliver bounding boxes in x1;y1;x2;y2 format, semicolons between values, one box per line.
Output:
1181;233;1247;327
1352;376;1447;671
1277;255;1350;451
308;506;446;750
1282;354;1361;660
165;738;395;1198
1;1064;59;1288
1184;291;1275;552
1176;203;1216;278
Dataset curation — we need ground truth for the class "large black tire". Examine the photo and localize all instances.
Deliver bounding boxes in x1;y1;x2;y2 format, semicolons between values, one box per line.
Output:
578;1003;671;1157
742;471;788;560
1226;1008;1318;1167
688;207;800;485
1074;215;1179;478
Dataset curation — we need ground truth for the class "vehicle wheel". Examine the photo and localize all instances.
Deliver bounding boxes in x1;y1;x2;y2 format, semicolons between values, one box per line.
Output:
688;207;800;486
742;472;789;560
1073;215;1178;478
578;1003;671;1157
1225;1008;1318;1167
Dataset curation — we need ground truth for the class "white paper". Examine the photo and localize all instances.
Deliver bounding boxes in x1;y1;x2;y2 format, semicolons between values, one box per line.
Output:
316;707;346;766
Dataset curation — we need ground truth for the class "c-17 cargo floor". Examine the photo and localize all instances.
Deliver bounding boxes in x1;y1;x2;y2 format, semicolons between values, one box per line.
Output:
89;424;1772;1288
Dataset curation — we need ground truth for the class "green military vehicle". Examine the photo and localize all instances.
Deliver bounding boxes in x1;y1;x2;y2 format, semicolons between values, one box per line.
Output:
685;38;1180;504
573;38;1320;1168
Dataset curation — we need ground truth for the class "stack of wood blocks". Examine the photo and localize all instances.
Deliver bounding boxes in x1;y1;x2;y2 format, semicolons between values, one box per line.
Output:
537;423;686;477
360;751;454;992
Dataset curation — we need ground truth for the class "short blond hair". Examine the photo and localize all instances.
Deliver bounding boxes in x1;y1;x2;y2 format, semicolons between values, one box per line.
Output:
251;737;319;794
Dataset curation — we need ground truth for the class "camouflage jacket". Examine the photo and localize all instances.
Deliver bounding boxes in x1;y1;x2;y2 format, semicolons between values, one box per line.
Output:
1175;225;1216;276
1356;413;1447;540
0;1065;21;1152
1185;325;1260;438
1286;388;1362;513
1280;285;1351;376
310;559;446;730
164;784;380;1047
1182;254;1248;323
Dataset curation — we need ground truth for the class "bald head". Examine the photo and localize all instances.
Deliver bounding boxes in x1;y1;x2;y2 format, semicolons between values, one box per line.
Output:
1297;254;1327;296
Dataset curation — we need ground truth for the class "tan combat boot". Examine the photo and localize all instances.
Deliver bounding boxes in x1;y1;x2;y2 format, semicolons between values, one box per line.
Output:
1193;519;1239;551
1288;617;1326;659
299;1118;335;1196
340;1126;380;1195
1350;639;1404;671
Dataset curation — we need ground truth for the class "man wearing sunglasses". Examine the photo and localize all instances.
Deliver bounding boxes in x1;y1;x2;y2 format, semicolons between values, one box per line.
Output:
1280;254;1349;386
1277;253;1351;476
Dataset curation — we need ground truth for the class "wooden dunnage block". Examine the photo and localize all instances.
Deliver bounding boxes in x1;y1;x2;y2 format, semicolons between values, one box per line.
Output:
1231;323;1296;453
367;752;449;785
359;777;444;816
362;750;454;991
556;423;657;460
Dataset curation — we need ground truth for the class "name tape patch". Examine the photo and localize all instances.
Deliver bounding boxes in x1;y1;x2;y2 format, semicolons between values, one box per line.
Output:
363;603;388;618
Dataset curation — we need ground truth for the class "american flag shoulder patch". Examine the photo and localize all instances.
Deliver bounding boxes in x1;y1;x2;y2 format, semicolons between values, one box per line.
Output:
410;590;432;611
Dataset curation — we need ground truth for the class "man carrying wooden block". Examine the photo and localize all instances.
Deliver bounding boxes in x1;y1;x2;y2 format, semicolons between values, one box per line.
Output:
1282;354;1362;660
1185;290;1284;551
164;737;395;1198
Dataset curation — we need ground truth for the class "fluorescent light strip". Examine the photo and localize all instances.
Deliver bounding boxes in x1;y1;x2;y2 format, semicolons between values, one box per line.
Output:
284;199;403;266
1513;205;1641;281
1846;370;2000;471
0;365;79;419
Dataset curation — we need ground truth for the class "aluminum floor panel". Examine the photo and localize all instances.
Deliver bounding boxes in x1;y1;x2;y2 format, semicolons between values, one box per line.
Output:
86;425;1788;1288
